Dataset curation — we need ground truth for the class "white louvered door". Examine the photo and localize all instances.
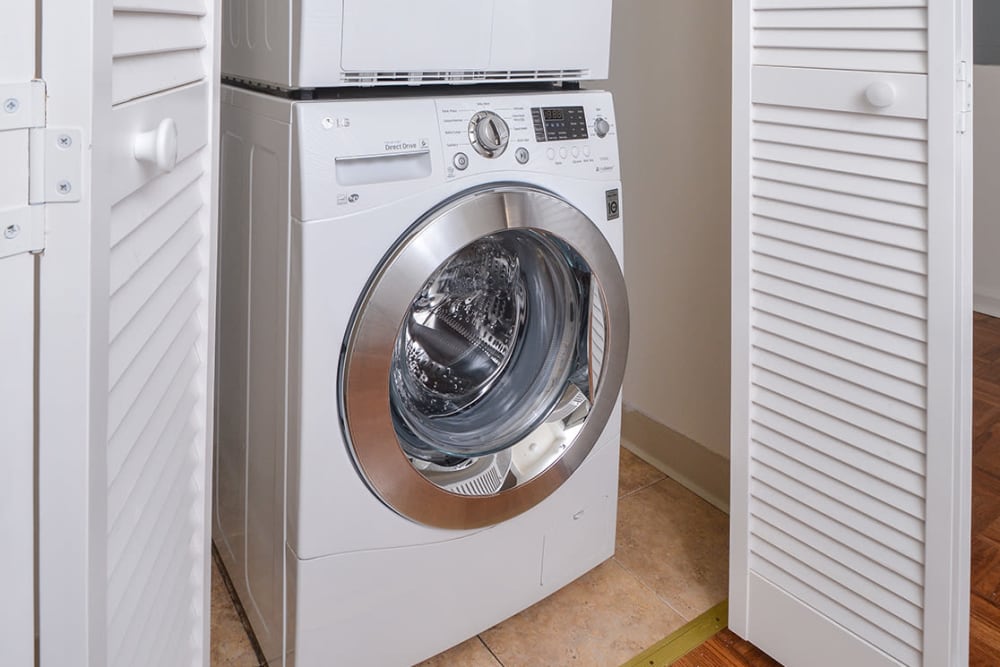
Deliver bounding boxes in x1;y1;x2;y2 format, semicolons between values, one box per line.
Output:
34;0;218;665
105;2;217;666
731;1;973;666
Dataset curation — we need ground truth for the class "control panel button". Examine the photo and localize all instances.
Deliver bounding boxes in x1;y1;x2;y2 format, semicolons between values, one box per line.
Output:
453;152;469;170
583;146;592;157
572;146;580;158
546;148;556;160
594;117;611;138
559;147;568;159
515;147;530;164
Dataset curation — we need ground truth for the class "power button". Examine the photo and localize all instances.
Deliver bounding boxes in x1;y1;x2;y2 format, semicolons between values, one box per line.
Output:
453;152;469;170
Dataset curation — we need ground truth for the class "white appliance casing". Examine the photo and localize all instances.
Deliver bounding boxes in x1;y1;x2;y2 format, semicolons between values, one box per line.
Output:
221;0;613;89
214;87;624;666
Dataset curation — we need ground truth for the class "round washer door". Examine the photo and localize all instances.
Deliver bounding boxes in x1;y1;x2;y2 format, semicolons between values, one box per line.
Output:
341;186;629;529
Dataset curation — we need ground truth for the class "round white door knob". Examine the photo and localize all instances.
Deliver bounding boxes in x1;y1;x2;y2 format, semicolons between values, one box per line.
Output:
865;82;897;109
134;118;178;173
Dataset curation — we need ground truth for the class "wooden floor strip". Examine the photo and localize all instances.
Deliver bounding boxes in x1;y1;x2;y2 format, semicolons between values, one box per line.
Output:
621;600;729;667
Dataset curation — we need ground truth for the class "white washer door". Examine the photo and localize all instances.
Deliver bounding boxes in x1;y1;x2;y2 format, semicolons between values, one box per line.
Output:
341;186;628;529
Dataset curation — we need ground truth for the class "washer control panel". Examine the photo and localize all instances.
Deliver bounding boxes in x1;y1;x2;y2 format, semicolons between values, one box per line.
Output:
290;90;620;220
437;91;619;181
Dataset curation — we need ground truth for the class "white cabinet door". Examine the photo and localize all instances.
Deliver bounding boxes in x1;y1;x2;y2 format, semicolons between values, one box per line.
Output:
36;0;219;665
731;1;973;666
0;3;38;664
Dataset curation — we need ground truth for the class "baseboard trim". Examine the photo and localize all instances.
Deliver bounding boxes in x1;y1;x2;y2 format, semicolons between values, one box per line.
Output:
622;406;730;513
975;293;1000;319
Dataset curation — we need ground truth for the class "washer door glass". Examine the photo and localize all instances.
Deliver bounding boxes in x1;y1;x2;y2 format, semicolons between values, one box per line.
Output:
341;187;628;529
391;228;598;495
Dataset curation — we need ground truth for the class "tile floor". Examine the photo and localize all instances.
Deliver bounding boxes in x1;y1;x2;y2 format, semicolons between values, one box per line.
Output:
210;445;730;666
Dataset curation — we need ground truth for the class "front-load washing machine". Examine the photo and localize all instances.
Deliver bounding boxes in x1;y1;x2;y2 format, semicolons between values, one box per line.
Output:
221;0;613;90
214;86;629;666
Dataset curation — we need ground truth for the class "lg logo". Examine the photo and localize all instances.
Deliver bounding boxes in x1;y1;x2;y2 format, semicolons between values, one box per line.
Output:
322;116;351;129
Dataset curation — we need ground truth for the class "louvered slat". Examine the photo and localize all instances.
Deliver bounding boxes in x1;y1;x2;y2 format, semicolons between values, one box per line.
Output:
752;199;928;250
751;505;924;604
753;2;928;73
751;480;925;584
111;7;207;105
752;520;922;626
753;405;925;497
754;349;926;429
753;271;927;339
754;255;927;317
753;331;927;412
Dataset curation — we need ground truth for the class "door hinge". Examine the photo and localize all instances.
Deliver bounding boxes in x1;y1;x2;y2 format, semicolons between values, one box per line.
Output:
957;60;973;134
29;127;82;205
0;77;83;261
0;206;44;260
0;80;45;132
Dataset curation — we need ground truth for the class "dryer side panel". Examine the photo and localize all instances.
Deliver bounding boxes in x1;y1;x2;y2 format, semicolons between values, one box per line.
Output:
215;89;293;664
221;0;293;87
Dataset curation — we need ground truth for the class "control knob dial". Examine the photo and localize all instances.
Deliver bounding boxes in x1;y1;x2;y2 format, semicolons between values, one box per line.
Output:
594;117;611;138
469;111;510;158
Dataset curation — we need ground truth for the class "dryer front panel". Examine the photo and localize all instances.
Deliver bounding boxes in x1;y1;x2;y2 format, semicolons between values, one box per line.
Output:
340;186;628;529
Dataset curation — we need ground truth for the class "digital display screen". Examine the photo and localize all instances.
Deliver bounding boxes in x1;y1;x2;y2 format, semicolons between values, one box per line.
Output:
531;107;588;143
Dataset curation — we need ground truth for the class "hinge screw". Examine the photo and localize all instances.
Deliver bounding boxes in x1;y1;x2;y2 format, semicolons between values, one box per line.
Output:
4;224;21;240
56;134;73;149
56;180;72;195
3;98;19;114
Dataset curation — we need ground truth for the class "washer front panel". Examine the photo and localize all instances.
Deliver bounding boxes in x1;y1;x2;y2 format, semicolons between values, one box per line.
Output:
341;186;629;529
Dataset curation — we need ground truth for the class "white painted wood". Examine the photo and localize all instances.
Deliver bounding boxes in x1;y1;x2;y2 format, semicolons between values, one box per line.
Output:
0;3;36;665
747;574;906;667
0;254;35;667
922;0;974;663
732;0;972;665
36;0;219;665
729;0;753;639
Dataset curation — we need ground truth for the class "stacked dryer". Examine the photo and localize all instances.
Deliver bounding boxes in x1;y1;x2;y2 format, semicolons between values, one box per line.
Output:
215;2;628;665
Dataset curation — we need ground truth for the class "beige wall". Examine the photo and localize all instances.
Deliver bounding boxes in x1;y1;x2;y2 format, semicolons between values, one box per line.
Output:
975;65;1000;316
606;1;733;459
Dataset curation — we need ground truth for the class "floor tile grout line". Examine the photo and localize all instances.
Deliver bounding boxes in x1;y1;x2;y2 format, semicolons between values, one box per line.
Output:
477;634;506;667
618;475;669;501
609;556;694;624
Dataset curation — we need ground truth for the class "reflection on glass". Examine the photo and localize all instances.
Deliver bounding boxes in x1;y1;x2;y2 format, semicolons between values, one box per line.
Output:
395;237;526;418
389;229;606;497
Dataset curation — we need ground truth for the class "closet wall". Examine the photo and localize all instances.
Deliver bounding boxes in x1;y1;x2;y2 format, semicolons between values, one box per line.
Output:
605;0;733;508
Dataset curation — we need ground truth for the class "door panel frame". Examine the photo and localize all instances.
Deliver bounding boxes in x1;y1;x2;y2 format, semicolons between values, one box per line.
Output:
923;0;973;664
